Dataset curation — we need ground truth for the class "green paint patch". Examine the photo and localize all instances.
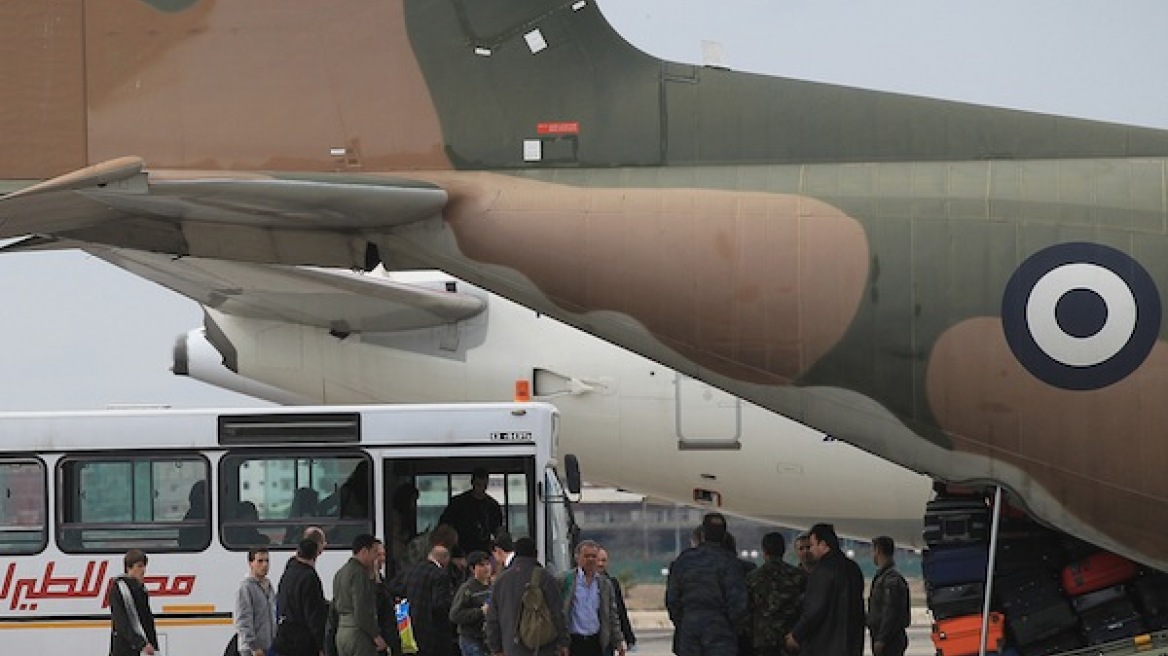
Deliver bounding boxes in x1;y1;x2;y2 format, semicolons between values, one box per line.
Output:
138;0;200;13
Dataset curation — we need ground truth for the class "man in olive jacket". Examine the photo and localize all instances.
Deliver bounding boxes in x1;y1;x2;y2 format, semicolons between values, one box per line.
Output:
866;537;910;656
334;534;388;656
485;537;568;656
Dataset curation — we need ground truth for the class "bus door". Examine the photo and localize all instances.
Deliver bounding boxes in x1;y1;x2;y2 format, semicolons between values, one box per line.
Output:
381;456;535;571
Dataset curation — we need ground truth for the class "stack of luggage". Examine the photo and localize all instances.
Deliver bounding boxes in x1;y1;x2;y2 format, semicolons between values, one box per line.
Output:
924;494;1004;656
924;488;1168;656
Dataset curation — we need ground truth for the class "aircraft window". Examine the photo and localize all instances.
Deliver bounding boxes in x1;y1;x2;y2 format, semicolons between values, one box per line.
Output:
57;455;209;553
219;451;372;550
0;459;47;555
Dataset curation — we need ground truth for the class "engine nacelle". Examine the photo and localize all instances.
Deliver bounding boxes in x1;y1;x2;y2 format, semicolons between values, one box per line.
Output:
172;328;312;405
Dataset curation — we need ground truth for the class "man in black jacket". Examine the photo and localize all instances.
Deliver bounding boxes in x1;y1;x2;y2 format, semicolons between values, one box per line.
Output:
279;538;330;656
785;524;865;656
402;544;456;656
665;513;748;656
109;549;158;656
596;547;634;656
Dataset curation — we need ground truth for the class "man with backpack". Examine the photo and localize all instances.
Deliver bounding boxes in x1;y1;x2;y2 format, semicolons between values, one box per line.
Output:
485;537;568;656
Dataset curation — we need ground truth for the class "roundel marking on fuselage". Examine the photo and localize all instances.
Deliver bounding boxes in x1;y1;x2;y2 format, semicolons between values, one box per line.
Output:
1001;242;1161;391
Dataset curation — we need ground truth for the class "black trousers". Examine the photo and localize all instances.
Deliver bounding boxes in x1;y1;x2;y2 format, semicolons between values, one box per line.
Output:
570;634;603;656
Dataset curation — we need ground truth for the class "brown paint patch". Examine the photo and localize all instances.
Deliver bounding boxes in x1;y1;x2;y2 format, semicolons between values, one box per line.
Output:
0;0;87;178
928;317;1168;560
419;173;869;384
84;0;450;171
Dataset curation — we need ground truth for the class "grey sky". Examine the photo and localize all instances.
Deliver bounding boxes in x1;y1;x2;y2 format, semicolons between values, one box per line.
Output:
1;1;1166;410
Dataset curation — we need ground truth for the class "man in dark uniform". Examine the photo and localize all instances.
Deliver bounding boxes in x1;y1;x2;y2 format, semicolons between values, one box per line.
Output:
866;536;910;656
785;524;865;656
746;533;805;656
440;468;503;556
665;513;748;656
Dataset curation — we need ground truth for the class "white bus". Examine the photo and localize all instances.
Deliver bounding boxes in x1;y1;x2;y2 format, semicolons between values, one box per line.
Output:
0;402;579;656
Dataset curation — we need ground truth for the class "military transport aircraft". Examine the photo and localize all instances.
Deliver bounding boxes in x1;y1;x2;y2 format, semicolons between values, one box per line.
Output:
2;0;1168;567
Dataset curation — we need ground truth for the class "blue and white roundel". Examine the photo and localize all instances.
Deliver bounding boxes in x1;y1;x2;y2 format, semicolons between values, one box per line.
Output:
1001;242;1161;390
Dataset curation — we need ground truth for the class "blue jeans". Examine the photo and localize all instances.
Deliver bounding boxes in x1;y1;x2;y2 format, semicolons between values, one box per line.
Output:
459;636;488;656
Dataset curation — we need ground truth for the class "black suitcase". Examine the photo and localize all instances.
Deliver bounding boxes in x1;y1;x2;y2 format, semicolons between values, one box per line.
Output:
927;581;986;620
1005;600;1080;646
996;570;1065;616
924;497;990;546
995;536;1065;576
1079;598;1146;645
1070;584;1130;614
1132;573;1168;618
1079;597;1144;644
1015;630;1084;656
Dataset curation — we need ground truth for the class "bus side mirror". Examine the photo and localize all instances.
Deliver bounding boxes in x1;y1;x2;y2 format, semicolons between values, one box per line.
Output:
563;453;582;495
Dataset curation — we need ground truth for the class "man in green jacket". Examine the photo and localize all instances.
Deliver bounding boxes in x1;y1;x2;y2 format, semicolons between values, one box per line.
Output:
334;534;388;656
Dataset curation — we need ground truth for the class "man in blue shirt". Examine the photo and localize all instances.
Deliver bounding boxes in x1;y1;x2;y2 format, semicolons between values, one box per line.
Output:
557;540;626;656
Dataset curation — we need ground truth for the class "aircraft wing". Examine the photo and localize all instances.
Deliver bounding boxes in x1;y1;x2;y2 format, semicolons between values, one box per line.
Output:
4;239;485;334
0;157;447;268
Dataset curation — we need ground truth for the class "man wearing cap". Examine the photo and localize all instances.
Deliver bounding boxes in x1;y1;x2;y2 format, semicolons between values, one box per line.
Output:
450;551;493;656
440;468;503;556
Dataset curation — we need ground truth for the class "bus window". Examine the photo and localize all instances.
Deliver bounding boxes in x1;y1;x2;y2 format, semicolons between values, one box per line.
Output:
0;459;46;555
57;455;209;553
219;451;372;549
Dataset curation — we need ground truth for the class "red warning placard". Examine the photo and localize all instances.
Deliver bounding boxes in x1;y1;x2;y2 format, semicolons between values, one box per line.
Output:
537;121;580;135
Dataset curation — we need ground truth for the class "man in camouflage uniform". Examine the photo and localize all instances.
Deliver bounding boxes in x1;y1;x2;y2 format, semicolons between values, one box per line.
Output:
866;536;910;656
746;533;806;656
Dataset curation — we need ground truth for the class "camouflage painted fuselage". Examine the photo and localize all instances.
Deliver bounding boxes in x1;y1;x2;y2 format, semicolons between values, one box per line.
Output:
4;1;1168;566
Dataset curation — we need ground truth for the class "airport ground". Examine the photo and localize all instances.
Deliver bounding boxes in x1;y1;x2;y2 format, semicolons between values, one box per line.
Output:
624;582;935;656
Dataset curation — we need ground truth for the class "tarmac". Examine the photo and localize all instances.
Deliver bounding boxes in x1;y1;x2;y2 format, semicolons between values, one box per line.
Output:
627;607;934;630
627;608;938;656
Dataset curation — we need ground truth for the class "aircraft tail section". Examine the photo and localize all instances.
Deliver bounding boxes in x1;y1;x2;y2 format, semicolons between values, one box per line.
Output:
405;0;1168;169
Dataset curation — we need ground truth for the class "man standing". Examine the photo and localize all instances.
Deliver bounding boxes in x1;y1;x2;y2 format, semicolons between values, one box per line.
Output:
785;524;865;656
596;548;635;656
334;534;388;656
450;551;493;656
278;538;330;656
557;541;625;656
491;531;516;572
373;539;401;656
236;548;278;656
794;535;816;575
485;537;568;656
746;533;805;656
665;513;748;656
109;549;158;656
403;545;457;656
867;537;910;656
440;468;503;556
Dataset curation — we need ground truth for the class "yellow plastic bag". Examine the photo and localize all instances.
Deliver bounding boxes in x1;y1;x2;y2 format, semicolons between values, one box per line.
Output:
396;599;418;655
